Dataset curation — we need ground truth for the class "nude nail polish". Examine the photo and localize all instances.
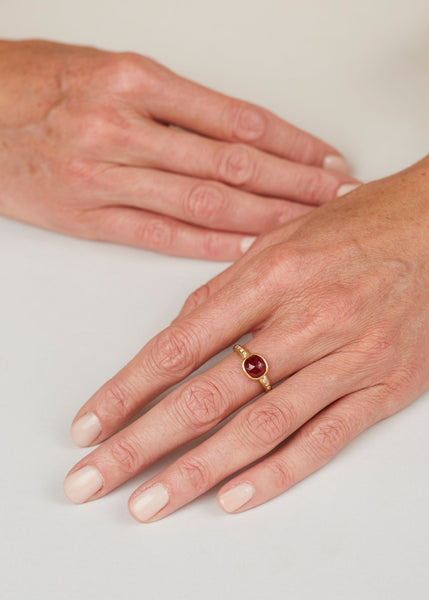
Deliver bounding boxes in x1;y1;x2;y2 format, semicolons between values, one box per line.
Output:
219;483;255;512
63;465;103;504
336;183;361;197
129;483;169;522
240;236;257;254
323;155;350;175
70;412;102;447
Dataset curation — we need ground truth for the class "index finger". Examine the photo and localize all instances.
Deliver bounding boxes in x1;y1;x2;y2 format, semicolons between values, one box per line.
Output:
141;65;350;172
69;257;275;447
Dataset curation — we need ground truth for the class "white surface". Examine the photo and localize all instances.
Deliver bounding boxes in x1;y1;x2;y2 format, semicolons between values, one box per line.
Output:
1;1;428;599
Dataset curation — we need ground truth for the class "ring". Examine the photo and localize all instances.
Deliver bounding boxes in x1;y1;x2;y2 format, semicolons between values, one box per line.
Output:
233;344;271;392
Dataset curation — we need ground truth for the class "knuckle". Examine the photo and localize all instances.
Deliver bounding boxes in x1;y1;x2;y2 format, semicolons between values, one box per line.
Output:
176;379;224;432
361;329;391;356
64;106;129;151
60;157;101;188
300;168;333;203
182;284;211;314
136;216;174;250
150;324;201;377
330;286;359;324
266;458;294;491
109;434;142;473
184;184;225;222
352;328;394;370
108;51;142;72
266;244;291;275
47;99;126;151
178;455;212;494
273;203;303;227
242;401;291;447
202;231;226;260
227;101;267;142
262;244;301;292
388;364;419;394
289;131;318;164
77;110;113;145
217;143;255;186
98;378;134;422
365;384;396;418
303;279;368;337
305;292;346;335
102;52;167;97
307;415;350;458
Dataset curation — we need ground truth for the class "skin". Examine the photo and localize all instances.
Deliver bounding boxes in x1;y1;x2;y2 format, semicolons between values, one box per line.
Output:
3;39;426;521
64;155;429;521
0;40;357;260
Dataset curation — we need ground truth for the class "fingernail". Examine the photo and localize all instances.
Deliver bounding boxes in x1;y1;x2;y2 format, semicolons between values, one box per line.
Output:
129;483;169;522
219;483;255;512
70;412;102;447
336;183;362;197
323;154;350;175
63;465;104;504
240;236;257;254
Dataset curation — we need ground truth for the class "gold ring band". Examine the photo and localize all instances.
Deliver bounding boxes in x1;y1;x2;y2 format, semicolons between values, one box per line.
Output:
233;344;271;392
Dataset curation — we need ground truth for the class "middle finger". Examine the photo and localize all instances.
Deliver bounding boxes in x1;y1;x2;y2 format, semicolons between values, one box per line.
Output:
101;166;312;234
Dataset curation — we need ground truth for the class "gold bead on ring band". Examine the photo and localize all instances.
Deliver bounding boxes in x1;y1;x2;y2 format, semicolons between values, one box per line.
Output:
233;344;271;392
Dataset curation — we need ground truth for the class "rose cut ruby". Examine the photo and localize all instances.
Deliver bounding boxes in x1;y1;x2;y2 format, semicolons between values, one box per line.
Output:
243;354;267;379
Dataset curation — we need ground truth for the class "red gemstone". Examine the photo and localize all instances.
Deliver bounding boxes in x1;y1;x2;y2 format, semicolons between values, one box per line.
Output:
243;354;267;379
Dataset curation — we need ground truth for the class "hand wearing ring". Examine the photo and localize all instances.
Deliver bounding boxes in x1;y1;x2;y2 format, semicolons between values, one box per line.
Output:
64;157;429;522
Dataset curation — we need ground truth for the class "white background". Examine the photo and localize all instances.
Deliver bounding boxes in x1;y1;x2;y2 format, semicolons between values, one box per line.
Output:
0;1;428;599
